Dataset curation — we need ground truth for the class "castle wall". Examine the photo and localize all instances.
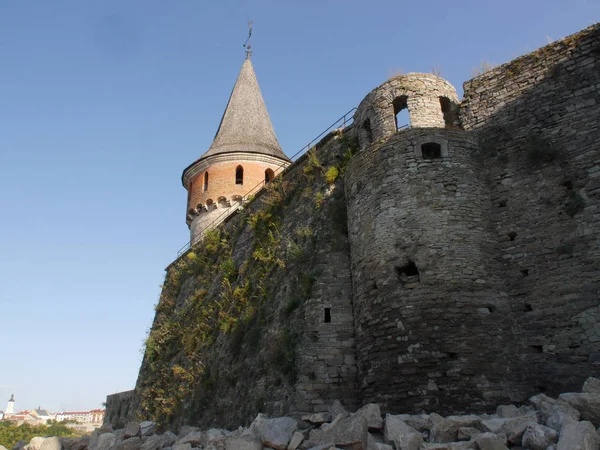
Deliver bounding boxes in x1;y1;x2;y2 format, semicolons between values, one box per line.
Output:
345;128;521;413
460;23;600;395
105;390;137;428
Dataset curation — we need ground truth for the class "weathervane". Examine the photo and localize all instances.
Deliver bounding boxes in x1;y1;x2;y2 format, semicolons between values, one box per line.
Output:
243;19;253;59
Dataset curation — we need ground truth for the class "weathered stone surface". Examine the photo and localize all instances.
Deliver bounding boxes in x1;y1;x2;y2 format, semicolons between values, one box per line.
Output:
529;393;580;424
309;413;368;450
171;443;191;450
139;422;156;438
124;423;141;439
96;434;118;450
202;429;230;450
557;421;600;450
383;415;422;450
175;431;203;447
302;413;332;426
546;410;577;433
559;393;600;426
422;442;475;450
177;427;199;439
224;435;262;450
330;401;349;420
354;404;383;430
13;440;27;450
60;436;89;450
248;414;297;450
39;438;61;450
139;436;162;450
287;431;304;450
430;416;481;443
480;413;538;445
27;438;47;450
583;377;600;394
522;424;558;450
474;434;509;450
114;437;142;450
161;432;177;448
366;433;393;450
395;414;432;432
456;427;480;441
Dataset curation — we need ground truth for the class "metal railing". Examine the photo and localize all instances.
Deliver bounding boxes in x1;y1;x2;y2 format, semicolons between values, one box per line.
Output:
175;107;357;258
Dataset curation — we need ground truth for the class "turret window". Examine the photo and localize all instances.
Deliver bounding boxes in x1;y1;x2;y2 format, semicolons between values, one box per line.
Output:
421;142;442;159
265;168;275;183
236;166;244;185
393;95;410;131
204;172;209;191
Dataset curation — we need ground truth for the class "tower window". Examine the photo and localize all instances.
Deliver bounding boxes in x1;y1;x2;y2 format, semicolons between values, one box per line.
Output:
393;96;409;131
204;172;209;191
324;308;331;323
265;168;275;183
439;97;455;128
421;143;442;159
363;118;373;144
236;166;244;185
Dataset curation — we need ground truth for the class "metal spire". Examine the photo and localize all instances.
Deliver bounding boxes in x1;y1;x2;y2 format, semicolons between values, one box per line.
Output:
243;19;253;59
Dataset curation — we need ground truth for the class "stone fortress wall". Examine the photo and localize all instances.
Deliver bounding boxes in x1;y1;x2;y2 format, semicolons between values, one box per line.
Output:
107;23;600;429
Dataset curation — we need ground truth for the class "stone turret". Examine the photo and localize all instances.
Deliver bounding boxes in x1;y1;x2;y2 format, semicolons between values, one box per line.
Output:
182;56;291;244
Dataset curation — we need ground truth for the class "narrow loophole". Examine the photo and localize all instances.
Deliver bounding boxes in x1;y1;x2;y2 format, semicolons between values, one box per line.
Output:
324;308;331;323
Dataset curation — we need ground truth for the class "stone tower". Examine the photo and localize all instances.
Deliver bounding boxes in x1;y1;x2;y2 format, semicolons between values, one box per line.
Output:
6;394;14;416
346;73;516;412
182;55;291;244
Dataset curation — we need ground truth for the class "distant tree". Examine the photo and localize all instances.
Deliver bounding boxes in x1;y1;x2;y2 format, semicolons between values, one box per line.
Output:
0;421;78;448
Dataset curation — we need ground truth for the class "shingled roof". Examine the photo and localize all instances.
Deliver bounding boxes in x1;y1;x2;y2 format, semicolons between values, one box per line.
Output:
199;57;289;162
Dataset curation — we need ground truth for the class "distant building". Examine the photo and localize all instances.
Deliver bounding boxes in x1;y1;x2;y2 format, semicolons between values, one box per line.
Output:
0;411;4;420
55;409;104;424
5;394;14;417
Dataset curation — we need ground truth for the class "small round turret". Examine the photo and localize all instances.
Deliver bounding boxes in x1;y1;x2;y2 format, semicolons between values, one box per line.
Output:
354;73;461;149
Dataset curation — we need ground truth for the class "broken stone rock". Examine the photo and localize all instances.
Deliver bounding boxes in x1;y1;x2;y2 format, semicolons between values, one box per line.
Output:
556;420;600;450
383;415;422;450
302;412;332;426
139;422;156;438
480;413;538;445
430;415;482;443
354;404;383;431
583;377;600;394
124;423;141;439
309;413;368;450
521;423;558;450
529;393;580;424
247;414;297;450
224;435;262;450
559;392;600;426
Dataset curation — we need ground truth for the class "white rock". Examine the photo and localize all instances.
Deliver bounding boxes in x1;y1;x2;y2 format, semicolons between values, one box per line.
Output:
287;431;304;450
557;420;600;450
559;392;600;426
583;377;600;394
430;415;482;443
39;438;61;450
225;435;262;450
383;415;422;450
354;404;383;430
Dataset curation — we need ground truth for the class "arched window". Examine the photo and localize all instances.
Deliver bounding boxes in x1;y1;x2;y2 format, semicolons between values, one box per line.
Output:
421;142;442;159
265;168;275;183
393;95;409;130
204;172;209;191
236;166;244;185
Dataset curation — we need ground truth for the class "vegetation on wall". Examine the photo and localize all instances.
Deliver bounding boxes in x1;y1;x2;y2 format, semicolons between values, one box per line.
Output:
136;128;358;431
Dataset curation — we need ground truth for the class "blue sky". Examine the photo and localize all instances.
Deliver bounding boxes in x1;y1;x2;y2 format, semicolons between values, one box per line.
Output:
0;0;598;413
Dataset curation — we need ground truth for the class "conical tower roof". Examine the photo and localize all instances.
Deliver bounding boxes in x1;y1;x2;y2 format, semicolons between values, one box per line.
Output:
200;57;289;161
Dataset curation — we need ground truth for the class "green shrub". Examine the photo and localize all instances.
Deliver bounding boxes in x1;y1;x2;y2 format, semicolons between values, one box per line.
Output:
325;166;339;184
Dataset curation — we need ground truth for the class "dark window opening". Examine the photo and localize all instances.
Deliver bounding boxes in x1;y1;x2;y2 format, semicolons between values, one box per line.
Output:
521;269;529;277
265;168;275;183
204;172;209;192
324;308;331;323
393;96;409;131
421;143;442;160
508;231;517;241
236;166;244;185
530;345;543;353
363;118;373;144
395;260;420;284
562;180;573;190
498;199;508;208
439;96;455;128
524;304;533;312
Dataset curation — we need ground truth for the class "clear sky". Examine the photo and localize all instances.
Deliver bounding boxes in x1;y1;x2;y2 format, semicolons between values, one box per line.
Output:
0;0;598;413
